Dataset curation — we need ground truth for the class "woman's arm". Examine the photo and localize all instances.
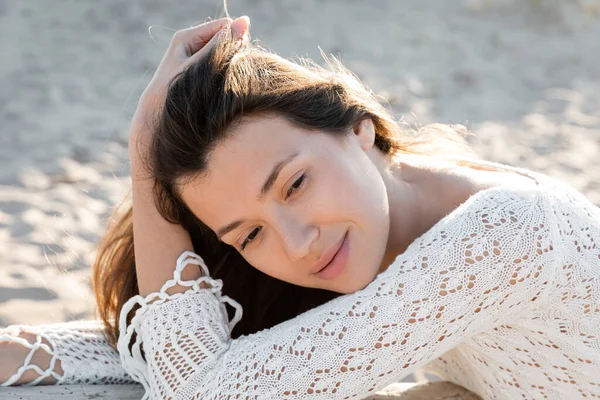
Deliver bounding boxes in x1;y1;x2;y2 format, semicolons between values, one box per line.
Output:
129;126;196;297
0;320;133;386
119;186;561;399
0;18;250;387
129;17;248;296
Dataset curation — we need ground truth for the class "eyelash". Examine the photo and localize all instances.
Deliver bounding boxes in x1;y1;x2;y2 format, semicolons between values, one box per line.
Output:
286;173;306;198
240;173;307;251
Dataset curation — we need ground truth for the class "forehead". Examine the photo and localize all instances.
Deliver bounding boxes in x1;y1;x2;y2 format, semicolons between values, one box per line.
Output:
179;115;332;233
216;115;307;171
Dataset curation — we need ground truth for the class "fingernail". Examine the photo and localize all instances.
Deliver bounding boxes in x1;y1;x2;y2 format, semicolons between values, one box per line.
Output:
232;16;250;40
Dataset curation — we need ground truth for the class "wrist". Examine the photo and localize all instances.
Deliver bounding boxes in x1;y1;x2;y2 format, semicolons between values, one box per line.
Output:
0;334;63;385
130;87;165;134
134;87;165;122
128;136;153;183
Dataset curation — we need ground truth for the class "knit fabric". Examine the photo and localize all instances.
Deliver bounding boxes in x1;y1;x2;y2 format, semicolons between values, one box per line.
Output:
2;162;599;399
0;320;132;385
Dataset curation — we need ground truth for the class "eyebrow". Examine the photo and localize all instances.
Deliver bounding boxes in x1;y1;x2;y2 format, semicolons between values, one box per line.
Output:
216;151;300;240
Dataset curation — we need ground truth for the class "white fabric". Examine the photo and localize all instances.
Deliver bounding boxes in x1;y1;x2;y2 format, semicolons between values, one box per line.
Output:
2;162;600;400
0;320;133;385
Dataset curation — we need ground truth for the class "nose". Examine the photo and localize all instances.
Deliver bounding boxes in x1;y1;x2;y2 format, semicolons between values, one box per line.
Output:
275;212;319;261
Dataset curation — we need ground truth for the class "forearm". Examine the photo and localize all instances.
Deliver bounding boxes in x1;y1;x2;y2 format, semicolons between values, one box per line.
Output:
129;118;199;297
1;321;132;386
121;186;557;399
125;17;243;298
0;331;62;385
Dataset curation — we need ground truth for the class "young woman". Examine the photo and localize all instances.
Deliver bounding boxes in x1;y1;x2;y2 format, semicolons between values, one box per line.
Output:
1;16;600;400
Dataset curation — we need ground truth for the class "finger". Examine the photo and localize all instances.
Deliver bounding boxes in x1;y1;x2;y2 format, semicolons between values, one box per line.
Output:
186;16;250;65
231;16;250;40
185;24;227;65
172;17;232;56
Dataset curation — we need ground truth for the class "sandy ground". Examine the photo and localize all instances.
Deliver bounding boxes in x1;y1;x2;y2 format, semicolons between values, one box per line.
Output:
0;0;599;384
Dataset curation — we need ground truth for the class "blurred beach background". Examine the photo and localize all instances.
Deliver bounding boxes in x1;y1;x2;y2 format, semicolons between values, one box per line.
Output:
0;0;599;385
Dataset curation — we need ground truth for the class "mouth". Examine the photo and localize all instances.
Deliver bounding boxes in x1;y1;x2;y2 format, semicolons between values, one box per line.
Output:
312;230;350;280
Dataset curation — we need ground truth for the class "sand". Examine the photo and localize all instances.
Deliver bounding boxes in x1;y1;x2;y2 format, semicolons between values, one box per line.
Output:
0;0;598;385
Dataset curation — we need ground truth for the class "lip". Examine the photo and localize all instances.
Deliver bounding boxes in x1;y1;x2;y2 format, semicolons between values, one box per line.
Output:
312;231;350;280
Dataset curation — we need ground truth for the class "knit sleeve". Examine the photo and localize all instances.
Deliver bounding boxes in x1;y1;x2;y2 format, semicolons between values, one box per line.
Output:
0;320;133;386
118;186;558;399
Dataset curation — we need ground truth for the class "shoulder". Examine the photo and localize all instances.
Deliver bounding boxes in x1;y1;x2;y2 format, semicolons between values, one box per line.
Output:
450;184;547;223
407;184;551;255
514;169;599;220
535;176;600;228
456;175;600;240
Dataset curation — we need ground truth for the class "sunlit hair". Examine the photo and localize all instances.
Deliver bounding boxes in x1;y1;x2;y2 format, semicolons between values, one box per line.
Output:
92;28;477;348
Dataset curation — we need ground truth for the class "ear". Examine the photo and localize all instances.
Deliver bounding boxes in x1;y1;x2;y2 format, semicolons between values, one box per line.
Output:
353;118;376;151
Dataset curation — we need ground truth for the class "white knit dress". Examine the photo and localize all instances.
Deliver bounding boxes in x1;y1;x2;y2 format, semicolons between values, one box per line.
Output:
1;162;599;399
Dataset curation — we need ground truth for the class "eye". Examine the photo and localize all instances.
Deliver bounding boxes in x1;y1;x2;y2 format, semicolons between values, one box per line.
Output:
286;173;306;198
241;226;262;251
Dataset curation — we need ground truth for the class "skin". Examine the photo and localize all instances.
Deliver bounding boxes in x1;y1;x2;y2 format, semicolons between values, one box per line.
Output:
178;113;533;294
1;113;535;385
180;115;389;294
0;16;540;387
0;17;251;386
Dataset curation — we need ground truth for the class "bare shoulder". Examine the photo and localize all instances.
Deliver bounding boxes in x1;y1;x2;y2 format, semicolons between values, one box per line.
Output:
395;155;542;219
455;165;540;202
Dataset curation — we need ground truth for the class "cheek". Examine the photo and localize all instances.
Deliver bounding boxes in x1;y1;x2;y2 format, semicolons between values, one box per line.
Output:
244;251;295;282
316;165;364;211
334;162;388;220
245;242;318;287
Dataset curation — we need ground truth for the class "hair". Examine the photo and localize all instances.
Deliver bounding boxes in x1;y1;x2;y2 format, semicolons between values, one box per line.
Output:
92;28;478;349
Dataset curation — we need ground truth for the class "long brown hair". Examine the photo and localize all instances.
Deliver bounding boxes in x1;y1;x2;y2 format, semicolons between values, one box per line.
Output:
92;30;476;348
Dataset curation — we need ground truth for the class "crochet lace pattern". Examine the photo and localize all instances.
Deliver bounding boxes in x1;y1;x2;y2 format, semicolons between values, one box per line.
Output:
0;320;132;385
2;164;599;399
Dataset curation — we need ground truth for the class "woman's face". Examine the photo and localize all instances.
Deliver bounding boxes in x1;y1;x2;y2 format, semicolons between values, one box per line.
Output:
179;114;390;294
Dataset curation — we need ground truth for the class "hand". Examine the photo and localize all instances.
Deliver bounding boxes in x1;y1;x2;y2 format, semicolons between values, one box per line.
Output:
0;329;62;385
132;16;250;130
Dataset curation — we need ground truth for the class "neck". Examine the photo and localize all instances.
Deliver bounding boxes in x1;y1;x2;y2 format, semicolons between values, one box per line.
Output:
377;155;469;273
